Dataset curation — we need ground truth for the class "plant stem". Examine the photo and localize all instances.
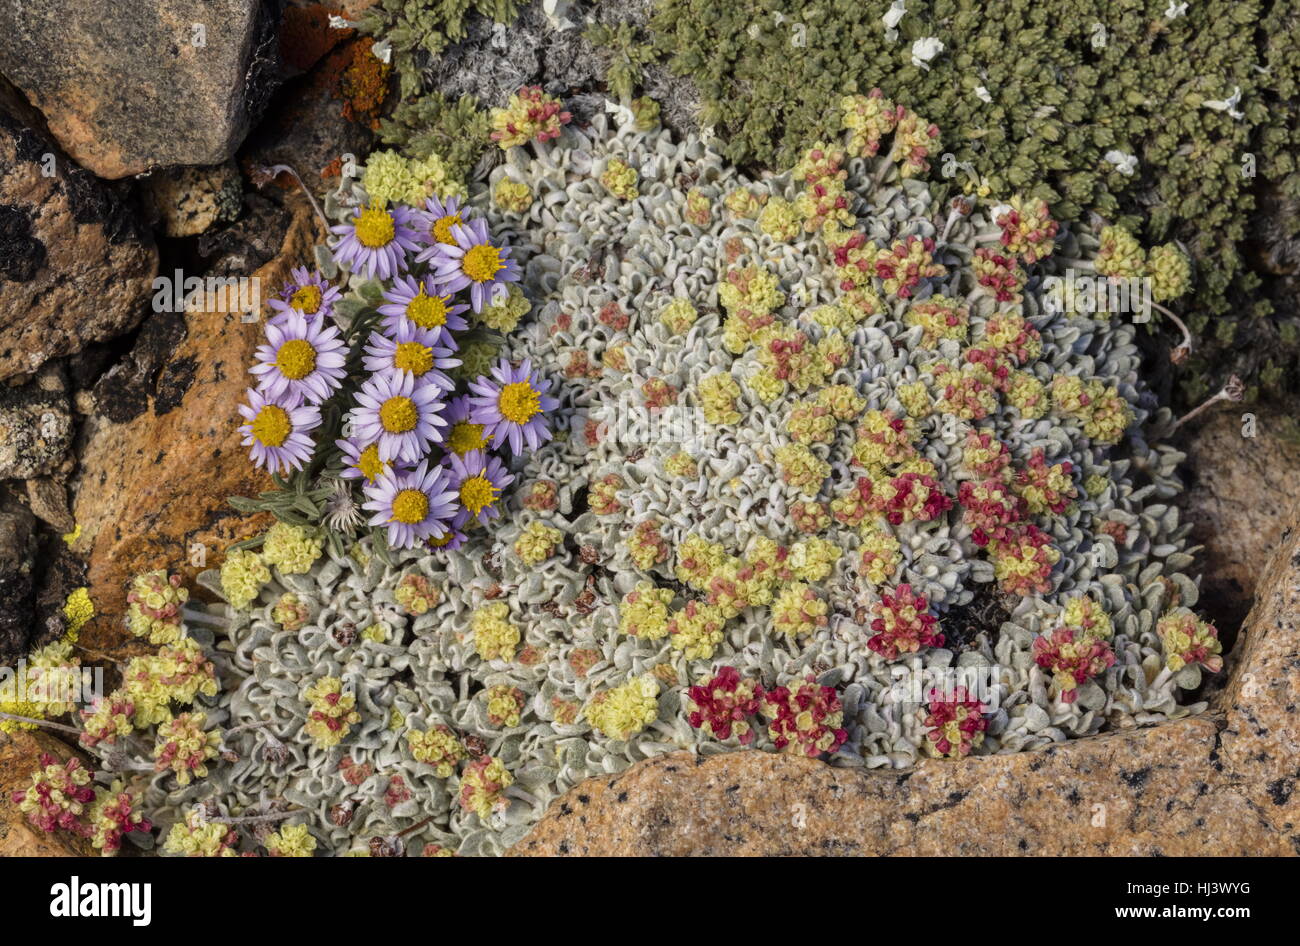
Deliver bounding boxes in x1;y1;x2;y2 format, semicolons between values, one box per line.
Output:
0;711;81;735
1172;375;1245;431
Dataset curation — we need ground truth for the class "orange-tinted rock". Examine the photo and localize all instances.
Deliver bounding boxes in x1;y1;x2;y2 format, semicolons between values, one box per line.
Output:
65;198;325;656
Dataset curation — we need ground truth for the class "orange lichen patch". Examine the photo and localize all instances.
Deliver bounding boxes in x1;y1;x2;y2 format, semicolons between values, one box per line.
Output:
336;38;392;130
279;4;352;73
320;156;344;180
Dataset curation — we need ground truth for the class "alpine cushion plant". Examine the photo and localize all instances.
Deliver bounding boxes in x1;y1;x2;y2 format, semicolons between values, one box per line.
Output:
231;188;553;555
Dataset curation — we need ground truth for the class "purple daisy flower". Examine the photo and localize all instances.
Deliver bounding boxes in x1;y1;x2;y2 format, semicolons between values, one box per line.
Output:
248;310;348;405
468;357;559;456
442;394;494;456
348;369;447;464
250;312;348;406
362;461;458;550
420;217;521;312
335;435;392;484
377;274;468;348
267;266;342;324
330;204;422;281
362;322;459;393
238;388;321;475
442;449;515;528
416;195;477;250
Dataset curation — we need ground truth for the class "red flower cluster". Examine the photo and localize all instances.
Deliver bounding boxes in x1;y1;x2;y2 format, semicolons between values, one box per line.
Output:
875;472;952;526
1031;627;1116;703
867;583;944;660
11;754;95;835
762;675;847;757
686;666;763;745
972;247;1025;303
923;686;989;758
957;478;1024;546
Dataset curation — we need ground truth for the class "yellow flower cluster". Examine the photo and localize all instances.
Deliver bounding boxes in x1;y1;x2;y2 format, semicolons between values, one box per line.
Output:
787;536;841;582
1147;244;1192;302
600;158;640;200
662;450;697;478
261;522;323;575
458;756;513;820
1006;371;1048;418
514;520;564;565
492;176;533;213
475;283;531;332
162;808;237;857
724;186;763;217
394;573;441;615
407;724;466;777
1061;595;1113;639
153;711;220;786
667;601;728;660
684;187;712;226
698;371;743;425
757;196;802;241
659;297;698;335
122;638;219;728
302;676;360;749
584;675;660;741
775;443;831;495
719;265;785;352
219;548;270;610
817;384;866;420
265;823;317;857
1049;376;1134;444
485;684;526;728
840;91;898;157
1156;607;1224;673
619;581;675;639
0;639;80;731
771;582;828;637
471;601;520;661
896;380;933;418
904;296;969;347
859;527;903;585
1094;225;1146;280
852;409;920;472
788;399;836;444
361;149;466;207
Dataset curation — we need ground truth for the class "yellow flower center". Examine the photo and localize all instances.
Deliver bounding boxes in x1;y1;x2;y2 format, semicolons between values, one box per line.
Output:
251;405;292;447
289;284;323;314
431;213;463;246
391;488;429;524
498;381;542;424
447;421;490;456
427;530;454;548
275;338;317;380
379;396;418;433
407;289;448;329
463;243;505;283
393;341;434;376
355;443;386;482
459;474;499;516
354;206;396;249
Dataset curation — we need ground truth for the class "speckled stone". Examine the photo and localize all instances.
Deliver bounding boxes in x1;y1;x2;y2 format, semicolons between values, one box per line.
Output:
1180;405;1300;630
515;501;1300;857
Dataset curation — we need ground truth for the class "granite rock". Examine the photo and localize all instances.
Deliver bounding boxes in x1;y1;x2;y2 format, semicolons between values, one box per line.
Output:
0;0;280;179
0;105;157;382
0;489;37;662
516;502;1300;856
1180;405;1300;631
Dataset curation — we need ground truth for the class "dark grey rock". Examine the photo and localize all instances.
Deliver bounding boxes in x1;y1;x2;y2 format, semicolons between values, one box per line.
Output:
0;0;281;179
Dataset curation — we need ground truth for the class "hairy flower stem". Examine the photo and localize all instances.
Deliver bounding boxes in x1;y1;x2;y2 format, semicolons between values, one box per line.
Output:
0;711;81;735
1151;301;1194;362
258;164;330;231
1172;375;1245;431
